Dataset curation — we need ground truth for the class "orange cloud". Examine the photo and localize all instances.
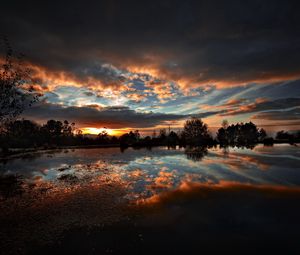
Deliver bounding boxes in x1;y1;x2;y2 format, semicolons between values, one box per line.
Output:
145;80;176;102
125;93;147;102
127;61;300;91
6;60;130;98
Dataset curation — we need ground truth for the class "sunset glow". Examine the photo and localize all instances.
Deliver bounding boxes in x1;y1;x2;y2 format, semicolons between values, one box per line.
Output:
81;127;121;136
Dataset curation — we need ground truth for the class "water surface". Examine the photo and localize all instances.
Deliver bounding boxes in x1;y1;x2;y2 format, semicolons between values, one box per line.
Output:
1;144;299;198
1;144;300;254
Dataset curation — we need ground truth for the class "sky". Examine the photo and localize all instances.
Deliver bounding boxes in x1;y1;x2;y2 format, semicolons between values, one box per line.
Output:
1;0;300;136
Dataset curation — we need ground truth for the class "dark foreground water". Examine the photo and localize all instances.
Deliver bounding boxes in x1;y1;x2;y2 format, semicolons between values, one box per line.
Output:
0;145;300;254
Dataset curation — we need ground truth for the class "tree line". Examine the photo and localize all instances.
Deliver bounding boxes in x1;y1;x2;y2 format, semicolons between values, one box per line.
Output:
0;118;214;150
1;117;299;153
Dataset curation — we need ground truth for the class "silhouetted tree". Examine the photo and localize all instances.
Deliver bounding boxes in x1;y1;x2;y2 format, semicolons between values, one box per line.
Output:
258;128;267;142
263;137;274;146
0;38;40;152
276;130;291;140
62;120;74;137
276;130;295;143
167;131;179;145
119;130;140;146
217;121;263;145
110;135;119;144
144;136;152;143
0;38;38;128
216;127;227;144
40;120;63;145
5;119;40;147
97;130;110;144
158;129;167;140
238;122;259;144
222;119;229;129
216;120;229;144
134;130;140;141
182;117;211;145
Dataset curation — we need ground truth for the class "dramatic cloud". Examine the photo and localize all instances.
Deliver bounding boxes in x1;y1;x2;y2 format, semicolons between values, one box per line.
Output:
252;108;300;121
1;0;300;131
22;101;218;129
1;0;300;89
221;98;300;116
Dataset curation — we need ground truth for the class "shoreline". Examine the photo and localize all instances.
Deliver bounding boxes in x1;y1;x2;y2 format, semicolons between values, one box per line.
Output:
0;144;121;161
0;142;298;161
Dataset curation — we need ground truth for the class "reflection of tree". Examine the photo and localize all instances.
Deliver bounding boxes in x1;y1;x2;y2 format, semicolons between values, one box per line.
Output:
221;145;230;157
220;143;256;150
184;146;208;161
120;146;128;153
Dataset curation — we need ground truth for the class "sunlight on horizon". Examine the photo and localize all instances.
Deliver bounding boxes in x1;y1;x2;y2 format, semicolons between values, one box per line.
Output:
81;127;120;136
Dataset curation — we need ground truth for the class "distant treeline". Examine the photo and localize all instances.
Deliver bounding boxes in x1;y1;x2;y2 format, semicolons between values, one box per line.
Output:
0;118;299;152
217;120;267;146
216;120;300;145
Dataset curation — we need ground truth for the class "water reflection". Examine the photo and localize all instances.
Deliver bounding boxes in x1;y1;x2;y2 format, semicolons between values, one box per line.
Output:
0;144;299;203
184;146;208;161
142;180;300;205
1;144;300;254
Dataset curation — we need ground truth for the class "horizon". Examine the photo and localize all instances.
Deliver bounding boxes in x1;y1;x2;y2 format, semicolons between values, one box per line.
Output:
16;118;300;138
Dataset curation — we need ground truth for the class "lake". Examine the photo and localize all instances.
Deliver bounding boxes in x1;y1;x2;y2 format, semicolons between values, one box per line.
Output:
1;144;300;254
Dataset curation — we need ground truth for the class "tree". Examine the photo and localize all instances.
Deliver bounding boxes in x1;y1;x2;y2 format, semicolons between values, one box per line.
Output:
217;120;230;144
0;37;39;128
134;130;140;140
167;131;179;145
216;127;227;144
119;130;140;146
182;117;211;145
62;120;75;137
276;130;294;141
222;119;229;129
40;120;63;145
217;121;261;145
5;119;40;147
258;128;267;141
158;129;167;140
238;122;259;144
97;130;110;144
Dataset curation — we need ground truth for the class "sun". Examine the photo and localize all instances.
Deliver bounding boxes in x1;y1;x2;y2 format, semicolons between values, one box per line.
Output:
81;127;116;136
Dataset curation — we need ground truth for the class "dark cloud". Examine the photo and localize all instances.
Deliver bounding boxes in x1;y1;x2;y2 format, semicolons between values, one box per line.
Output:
21;101;218;128
1;0;300;87
252;108;300;121
82;91;95;97
221;98;300;116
